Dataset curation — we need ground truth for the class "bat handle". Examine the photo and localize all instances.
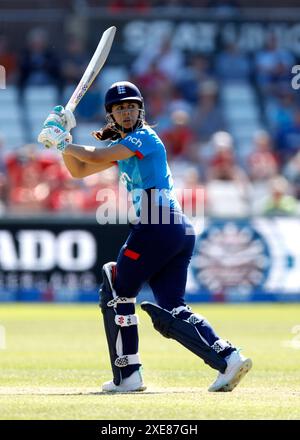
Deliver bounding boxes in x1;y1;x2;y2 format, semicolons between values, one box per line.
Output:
63;107;77;130
65;102;75;113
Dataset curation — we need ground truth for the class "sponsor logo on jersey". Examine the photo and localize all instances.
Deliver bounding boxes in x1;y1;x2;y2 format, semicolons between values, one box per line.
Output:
126;136;142;148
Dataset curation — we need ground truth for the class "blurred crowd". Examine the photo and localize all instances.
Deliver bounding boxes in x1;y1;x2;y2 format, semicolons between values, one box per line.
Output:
1;12;300;218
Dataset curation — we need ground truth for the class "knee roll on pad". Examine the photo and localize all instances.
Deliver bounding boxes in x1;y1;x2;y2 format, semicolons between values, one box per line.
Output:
99;262;141;385
141;301;227;373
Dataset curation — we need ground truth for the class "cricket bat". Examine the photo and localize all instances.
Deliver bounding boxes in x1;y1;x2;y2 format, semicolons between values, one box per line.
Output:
66;25;117;113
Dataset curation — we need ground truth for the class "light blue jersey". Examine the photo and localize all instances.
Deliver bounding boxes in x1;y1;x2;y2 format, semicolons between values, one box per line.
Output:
111;125;181;215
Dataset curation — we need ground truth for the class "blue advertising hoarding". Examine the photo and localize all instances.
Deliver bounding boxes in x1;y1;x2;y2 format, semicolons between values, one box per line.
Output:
0;217;300;302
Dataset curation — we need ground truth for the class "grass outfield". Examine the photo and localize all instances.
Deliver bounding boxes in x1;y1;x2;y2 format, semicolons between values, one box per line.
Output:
0;303;300;420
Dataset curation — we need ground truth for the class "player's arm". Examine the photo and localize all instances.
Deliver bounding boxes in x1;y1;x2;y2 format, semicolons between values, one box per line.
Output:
61;153;116;178
37;107;135;172
64;143;135;164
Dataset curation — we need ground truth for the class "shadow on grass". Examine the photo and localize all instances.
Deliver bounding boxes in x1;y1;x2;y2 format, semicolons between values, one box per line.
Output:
0;387;205;396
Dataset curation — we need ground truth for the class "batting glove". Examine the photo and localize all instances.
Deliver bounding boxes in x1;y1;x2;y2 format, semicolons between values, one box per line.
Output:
38;123;70;152
38;104;76;148
39;104;76;137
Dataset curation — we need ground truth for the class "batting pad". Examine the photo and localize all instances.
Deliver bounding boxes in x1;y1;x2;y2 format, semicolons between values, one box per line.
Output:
141;301;227;373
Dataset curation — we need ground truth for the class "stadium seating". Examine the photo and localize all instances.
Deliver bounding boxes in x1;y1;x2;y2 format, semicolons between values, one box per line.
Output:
221;82;264;162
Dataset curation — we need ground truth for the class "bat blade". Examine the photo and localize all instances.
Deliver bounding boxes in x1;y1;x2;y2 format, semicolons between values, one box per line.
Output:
66;26;116;113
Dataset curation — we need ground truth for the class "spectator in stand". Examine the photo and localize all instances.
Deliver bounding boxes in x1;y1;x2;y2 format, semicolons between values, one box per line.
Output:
191;80;226;144
42;160;69;211
160;109;196;161
6;144;40;191
276;108;300;165
8;158;48;213
206;132;248;183
154;37;185;83
134;59;171;96
17;28;62;101
0;34;17;84
62;36;88;87
132;35;185;83
6;144;56;189
48;177;86;213
76;82;103;122
133;69;174;130
283;151;300;200
247;130;279;215
167;85;193;116
133;58;172;128
215;41;251;82
177;54;212;104
143;87;170;128
5;144;66;213
247;130;278;182
265;88;297;135
263;175;298;216
255;33;294;98
205;131;251;218
177;166;206;220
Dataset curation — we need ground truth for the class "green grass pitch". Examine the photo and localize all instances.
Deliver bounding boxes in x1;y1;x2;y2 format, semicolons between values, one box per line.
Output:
0;303;300;420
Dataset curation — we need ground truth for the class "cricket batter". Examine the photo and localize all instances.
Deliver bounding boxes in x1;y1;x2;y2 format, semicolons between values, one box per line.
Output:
38;81;252;392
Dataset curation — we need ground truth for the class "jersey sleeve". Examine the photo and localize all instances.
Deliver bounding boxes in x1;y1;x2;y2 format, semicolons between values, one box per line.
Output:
118;129;157;160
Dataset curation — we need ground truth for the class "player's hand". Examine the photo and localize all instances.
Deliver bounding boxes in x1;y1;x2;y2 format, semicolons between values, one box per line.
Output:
38;123;70;152
38;105;76;149
42;105;76;131
91;124;119;141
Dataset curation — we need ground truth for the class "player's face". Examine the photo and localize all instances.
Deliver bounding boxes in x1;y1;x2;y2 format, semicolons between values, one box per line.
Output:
111;102;140;131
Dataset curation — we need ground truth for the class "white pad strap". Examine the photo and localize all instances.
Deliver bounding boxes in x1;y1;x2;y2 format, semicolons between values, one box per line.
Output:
115;314;139;327
114;353;141;368
107;296;136;308
211;339;232;353
171;305;192;317
187;313;205;325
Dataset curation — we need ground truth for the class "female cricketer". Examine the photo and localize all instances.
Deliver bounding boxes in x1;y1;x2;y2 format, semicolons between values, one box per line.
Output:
38;81;252;393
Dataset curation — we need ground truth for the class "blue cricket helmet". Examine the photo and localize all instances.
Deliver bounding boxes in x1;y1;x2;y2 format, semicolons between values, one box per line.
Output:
104;81;144;112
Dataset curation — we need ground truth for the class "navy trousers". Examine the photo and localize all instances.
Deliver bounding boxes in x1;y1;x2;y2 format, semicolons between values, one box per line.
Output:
112;210;234;378
114;210;195;309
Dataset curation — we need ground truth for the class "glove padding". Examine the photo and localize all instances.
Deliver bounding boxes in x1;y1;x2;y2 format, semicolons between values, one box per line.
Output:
38;123;70;152
91;124;120;141
38;105;75;149
42;105;76;131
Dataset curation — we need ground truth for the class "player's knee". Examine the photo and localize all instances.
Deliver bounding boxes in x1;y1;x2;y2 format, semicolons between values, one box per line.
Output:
99;261;117;310
99;261;138;309
171;305;206;325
